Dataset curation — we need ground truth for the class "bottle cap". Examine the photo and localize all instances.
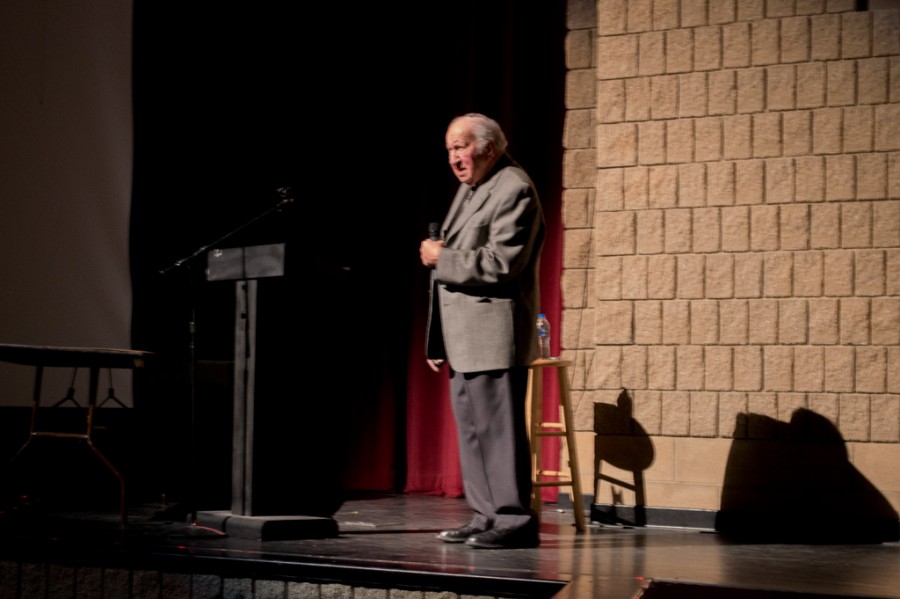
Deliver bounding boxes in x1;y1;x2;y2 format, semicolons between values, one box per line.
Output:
538;313;546;318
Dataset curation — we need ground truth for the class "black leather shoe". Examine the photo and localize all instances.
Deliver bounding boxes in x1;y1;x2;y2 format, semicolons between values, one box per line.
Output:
437;525;485;543
465;525;540;549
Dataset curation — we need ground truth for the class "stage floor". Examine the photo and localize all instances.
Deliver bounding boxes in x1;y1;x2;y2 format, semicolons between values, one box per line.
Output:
2;493;900;599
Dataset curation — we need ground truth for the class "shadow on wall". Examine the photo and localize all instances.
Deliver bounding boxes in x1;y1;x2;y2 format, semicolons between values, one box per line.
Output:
593;389;654;526
716;409;900;544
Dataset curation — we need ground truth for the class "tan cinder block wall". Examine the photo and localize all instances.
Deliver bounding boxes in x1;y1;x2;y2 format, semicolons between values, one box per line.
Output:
563;0;900;514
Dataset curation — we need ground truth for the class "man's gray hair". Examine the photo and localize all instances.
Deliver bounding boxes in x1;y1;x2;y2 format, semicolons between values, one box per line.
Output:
457;113;508;154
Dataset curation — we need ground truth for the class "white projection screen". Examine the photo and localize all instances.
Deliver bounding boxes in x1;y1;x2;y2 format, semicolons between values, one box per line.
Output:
0;0;134;407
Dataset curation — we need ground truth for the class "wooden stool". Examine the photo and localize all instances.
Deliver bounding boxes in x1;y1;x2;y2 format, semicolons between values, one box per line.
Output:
526;358;585;532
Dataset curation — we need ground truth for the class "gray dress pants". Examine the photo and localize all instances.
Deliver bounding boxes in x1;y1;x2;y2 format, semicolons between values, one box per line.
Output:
449;367;536;530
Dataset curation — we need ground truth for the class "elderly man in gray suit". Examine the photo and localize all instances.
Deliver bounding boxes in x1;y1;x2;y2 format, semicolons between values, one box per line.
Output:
420;113;545;549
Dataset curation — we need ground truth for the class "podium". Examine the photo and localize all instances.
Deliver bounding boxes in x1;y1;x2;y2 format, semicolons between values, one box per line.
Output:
196;243;339;540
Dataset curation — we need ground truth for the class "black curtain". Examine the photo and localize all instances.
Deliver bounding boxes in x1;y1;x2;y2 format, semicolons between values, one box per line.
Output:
130;2;565;508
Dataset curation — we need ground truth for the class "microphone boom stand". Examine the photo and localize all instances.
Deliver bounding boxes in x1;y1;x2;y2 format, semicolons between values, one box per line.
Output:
157;191;293;524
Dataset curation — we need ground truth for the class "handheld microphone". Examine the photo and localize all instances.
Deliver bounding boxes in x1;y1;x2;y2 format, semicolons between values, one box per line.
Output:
428;222;440;241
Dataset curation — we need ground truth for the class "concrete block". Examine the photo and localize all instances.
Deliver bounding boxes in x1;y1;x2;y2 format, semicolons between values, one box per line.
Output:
597;256;623;299
825;346;855;391
778;298;809;344
650;164;678;207
827;60;857;106
724;114;752;159
858;153;888;200
680;72;708;117
809;297;840;344
856;248;886;296
751;19;780;65
565;109;595;149
796;156;826;202
710;0;737;24
597;123;638;167
723;22;751;67
627;0;653;32
782;16;811;62
749;299;779;343
875;104;900;151
873;9;900;56
566;28;594;69
696;118;724;163
858;57;889;104
598;34;639;79
636;209;664;253
663;300;691;343
639;31;666;75
780;203;810;250
840;298;871;345
811;14;841;60
597;167;624;211
795;346;825;392
691;300;720;344
872;298;900;345
678;163;707;206
595;300;634;344
653;0;680;30
842;202;873;248
648;345;676;389
766;158;796;204
597;79;625;123
809;204;841;249
708;69;737;115
839;394;871;441
667;28;694;73
737;67;765;113
842;11;873;59
677;254;706;298
690;391;720;435
823;250;854;296
622;254;649;298
719;391;750;437
622;345;648;388
635;299;663;343
855;346;887;393
722;206;750;252
794;250;825;296
648;254;677;298
667;119;695;163
624;166;649;208
661;390;691;436
763;346;794;391
750;205;779;251
720;299;750;344
707;253;736;299
734;253;764;298
693;208;721;252
705;347;734;392
797;62;827;108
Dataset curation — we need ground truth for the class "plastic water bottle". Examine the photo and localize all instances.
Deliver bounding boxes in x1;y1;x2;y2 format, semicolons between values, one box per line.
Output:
536;313;551;359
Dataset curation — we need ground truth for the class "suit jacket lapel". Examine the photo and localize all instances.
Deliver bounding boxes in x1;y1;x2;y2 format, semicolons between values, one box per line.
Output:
443;185;473;241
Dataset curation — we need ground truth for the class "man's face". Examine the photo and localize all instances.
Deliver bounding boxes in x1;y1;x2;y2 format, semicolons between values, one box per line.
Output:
446;120;495;186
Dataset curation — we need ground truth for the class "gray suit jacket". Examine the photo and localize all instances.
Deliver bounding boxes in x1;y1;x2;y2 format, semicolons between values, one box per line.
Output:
426;156;545;373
